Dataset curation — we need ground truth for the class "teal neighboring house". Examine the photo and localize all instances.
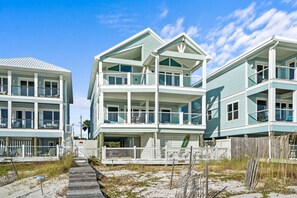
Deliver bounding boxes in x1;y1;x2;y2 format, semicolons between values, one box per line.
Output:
88;28;210;163
204;36;297;139
0;57;73;152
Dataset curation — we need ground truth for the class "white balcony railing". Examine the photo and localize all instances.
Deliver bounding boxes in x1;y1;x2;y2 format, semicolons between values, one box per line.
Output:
102;72;202;88
103;111;202;125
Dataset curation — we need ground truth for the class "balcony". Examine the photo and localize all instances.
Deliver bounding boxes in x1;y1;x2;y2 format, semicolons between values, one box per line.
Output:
11;85;60;98
38;87;60;98
248;65;295;87
248;109;293;124
103;111;202;125
102;72;201;88
0;118;8;128
39;120;60;129
12;119;34;129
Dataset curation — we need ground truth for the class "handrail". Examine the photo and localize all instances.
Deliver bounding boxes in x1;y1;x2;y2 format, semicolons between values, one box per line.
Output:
248;109;268;115
248;67;269;78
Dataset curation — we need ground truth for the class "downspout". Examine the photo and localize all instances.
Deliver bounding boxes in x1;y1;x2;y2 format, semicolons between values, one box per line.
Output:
268;40;279;160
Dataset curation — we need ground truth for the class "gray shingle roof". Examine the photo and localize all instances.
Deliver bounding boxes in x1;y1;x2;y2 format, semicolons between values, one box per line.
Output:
0;57;70;72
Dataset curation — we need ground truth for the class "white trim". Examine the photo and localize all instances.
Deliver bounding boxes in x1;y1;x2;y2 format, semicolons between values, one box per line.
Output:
226;100;239;122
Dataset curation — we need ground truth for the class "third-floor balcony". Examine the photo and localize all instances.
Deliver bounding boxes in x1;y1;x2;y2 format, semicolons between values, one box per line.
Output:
102;72;201;88
248;65;296;87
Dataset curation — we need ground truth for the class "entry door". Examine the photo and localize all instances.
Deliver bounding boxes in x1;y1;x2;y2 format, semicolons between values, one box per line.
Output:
108;107;118;122
15;111;23;128
161;109;171;123
289;61;295;80
257;65;268;83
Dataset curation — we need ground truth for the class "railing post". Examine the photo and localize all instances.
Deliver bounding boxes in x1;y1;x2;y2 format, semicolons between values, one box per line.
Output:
127;72;131;85
102;146;106;160
56;145;60;157
180;73;183;87
22;144;25;158
179;112;183;125
133;146;136;160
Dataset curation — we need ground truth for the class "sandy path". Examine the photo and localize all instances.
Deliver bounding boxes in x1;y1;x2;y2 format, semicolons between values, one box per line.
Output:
0;174;68;198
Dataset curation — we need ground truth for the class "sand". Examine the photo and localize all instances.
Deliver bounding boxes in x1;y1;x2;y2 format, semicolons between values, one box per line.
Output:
0;174;68;198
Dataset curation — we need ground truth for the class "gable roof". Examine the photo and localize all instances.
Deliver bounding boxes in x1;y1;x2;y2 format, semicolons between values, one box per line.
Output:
0;57;71;72
88;28;165;99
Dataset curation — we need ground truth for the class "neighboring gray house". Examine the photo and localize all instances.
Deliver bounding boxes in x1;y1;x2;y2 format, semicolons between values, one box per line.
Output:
0;57;73;153
204;36;297;139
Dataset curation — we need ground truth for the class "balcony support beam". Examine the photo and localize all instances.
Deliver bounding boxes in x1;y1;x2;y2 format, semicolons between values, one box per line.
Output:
202;94;206;126
7;70;11;95
154;55;160;125
188;102;192;124
293;90;297;122
269;46;276;79
99;92;104;124
127;92;131;124
268;88;276;122
59;75;63;99
34;102;38;129
34;73;38;97
8;101;12;129
202;59;207;89
59;103;64;130
145;100;149;123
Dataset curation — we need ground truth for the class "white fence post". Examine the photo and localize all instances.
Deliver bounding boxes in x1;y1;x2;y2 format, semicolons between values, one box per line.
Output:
22;144;25;158
56;145;60;157
134;146;136;160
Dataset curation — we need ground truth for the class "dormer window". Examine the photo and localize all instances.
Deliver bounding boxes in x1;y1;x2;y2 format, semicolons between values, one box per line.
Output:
108;65;132;72
159;58;182;67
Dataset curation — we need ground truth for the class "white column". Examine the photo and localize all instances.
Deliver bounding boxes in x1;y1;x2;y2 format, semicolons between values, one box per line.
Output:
59;75;63;99
293;90;297;122
59;103;64;130
7;71;11;95
99;92;104;124
99;61;103;85
268;88;276;122
154;55;159;125
202;59;207;89
127;72;131;85
34;73;38;97
188;102;192;124
127;92;131;124
8;101;12;129
179;112;183;124
145;100;149;123
245;61;248;88
180;73;184;87
34;102;38;129
269;47;276;80
202;95;206;126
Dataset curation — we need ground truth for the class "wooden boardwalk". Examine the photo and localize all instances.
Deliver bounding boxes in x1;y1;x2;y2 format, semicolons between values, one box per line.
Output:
67;158;104;198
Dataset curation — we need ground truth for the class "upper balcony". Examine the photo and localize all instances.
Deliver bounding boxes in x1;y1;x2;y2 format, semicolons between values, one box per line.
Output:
248;65;296;87
100;72;203;96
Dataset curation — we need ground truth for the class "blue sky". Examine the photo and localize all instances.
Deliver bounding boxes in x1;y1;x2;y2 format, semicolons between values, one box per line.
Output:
1;0;297;137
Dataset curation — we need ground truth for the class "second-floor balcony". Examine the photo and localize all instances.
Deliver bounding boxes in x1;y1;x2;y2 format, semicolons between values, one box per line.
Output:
102;72;201;88
103;111;202;125
248;108;294;124
248;65;295;87
10;85;60;98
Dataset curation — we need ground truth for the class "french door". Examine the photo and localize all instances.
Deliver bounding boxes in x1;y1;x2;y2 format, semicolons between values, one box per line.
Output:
20;81;34;96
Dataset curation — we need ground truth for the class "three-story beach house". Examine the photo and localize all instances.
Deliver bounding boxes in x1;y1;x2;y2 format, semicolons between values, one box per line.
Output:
0;57;73;154
204;36;297;139
88;28;210;161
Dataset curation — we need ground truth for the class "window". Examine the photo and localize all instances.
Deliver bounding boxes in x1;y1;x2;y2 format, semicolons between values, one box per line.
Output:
20;80;34;96
108;65;132;72
159;72;180;86
0;78;8;94
227;102;239;121
45;81;58;96
159;58;182;67
207;110;212;121
289;61;295;80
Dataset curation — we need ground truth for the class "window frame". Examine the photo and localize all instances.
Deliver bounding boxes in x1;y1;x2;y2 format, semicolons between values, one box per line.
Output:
226;101;239;121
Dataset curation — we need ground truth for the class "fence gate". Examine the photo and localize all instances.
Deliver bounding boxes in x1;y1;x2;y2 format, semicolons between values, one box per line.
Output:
73;140;99;158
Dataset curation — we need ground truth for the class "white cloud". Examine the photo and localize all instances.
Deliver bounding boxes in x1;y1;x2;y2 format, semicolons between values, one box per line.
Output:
159;7;169;18
160;17;199;41
282;0;297;6
200;2;297;70
97;12;141;33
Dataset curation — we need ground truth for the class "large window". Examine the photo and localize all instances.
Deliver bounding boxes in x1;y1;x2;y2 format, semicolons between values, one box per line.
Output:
159;58;182;67
227;102;239;121
45;81;58;96
0;109;8;128
159;72;180;86
43;111;59;125
0;78;8;94
20;80;34;96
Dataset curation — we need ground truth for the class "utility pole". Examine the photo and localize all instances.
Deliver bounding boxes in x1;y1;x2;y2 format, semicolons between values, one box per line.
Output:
80;115;82;140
